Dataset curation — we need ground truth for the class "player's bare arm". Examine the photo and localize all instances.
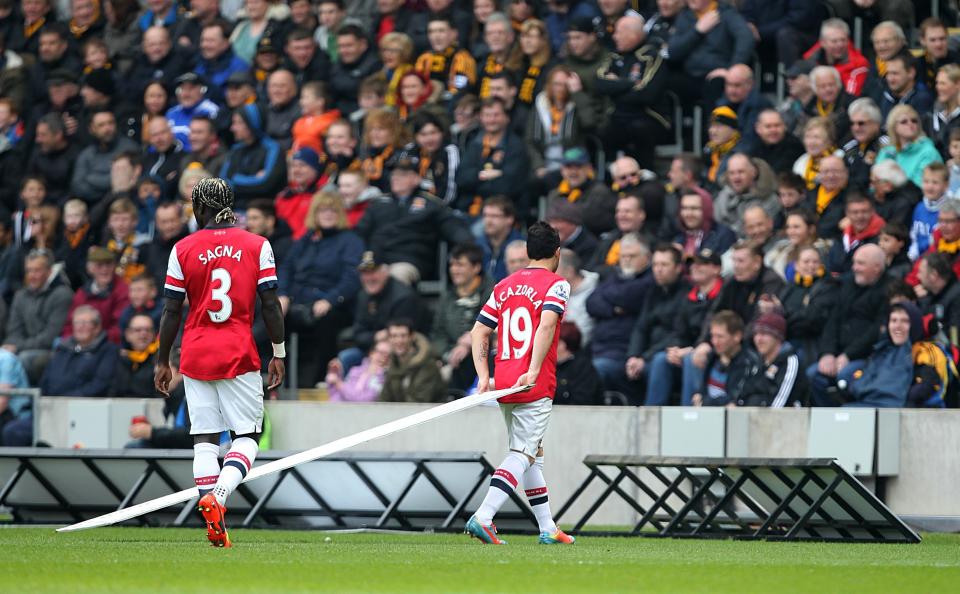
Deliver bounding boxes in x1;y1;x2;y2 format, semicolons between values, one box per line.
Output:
470;321;493;393
260;287;286;390
154;297;184;397
514;310;560;388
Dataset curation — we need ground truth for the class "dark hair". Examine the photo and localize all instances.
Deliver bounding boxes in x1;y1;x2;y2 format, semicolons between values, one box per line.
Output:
247;198;276;218
886;50;916;73
427;13;455;28
922;251;956;281
127;312;156;330
108;0;141;28
40;22;69;42
526;221;560;260
129;274;157;288
673;153;701;176
410;110;448;138
777;172;807;193
711;310;744;335
318;0;344;7
483;195;515;219
920;16;948;37
653;243;682;265
880;221;909;243
559;322;582;353
190;114;217;134
37;112;65;136
203;19;233;40
302;80;330;103
950;127;960;144
286;27;315;44
886;278;916;303
455;93;480;114
480;96;508;114
20;175;46;191
732;239;764;259
785;207;818;228
337;23;368;41
450;243;484;267
845;191;873;208
386;317;415;332
489;70;517;87
619;193;645;211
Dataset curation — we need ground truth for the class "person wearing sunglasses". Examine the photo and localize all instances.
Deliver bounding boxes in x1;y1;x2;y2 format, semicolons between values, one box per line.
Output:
876;104;942;187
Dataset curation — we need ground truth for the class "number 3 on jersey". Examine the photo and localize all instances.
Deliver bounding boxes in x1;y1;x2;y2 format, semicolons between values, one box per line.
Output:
208;268;232;323
500;307;532;360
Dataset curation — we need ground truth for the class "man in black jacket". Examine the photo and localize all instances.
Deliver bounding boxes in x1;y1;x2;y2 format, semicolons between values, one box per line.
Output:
595;14;669;169
27;113;79;204
625;244;690;405
807;243;888;406
748;109;804;174
738;312;805;407
693;310;760;407
330;24;381;116
917;252;960;346
356;155;473;284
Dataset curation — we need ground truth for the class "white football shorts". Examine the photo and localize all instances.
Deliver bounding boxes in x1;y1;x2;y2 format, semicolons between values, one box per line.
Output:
183;371;264;435
500;397;553;457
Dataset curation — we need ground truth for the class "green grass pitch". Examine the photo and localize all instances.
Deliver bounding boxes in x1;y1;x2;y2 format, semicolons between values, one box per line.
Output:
1;527;958;593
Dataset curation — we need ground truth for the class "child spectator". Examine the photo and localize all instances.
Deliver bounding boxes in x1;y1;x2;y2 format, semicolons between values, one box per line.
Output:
103;198;147;282
13;176;47;247
337;169;381;228
134;175;162;238
350;76;387;140
82;38;110;72
910;162;951;260
118;274;163;333
57;199;94;290
325;339;390;402
879;222;912;280
774;172;807;229
292;81;341;154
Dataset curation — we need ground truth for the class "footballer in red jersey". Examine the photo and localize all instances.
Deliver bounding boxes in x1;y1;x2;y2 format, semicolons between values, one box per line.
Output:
465;221;575;546
154;178;285;548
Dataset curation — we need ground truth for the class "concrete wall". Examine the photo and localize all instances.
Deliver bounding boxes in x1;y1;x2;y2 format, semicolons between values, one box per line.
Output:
32;398;960;519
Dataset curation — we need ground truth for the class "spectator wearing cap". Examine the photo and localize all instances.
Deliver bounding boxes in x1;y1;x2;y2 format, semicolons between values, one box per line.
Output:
738;312;806;407
826;192;885;276
224;71;258;113
873;51;933;123
196;20;251;105
31;68;84;144
142;117;185;200
562;15;609;127
625;244;690;405
275;147;322;240
220;102;286;209
739;0;821;68
546;199;598;266
778;59;815;136
329;24;382;117
807;243;888;406
2;249;74;383
554;321;602;405
718;65;771;150
292;81;341;154
671;190;736;262
691;310;761;407
906;200;960;287
594;14;668;170
337;249;424;372
62;245;130;345
70;109;139;205
843;98;888;190
357;153;473;284
126;26;194;101
166;73;220;151
264;69;300;151
546;147;617;236
747;109;804;175
801;18;869;97
251;36;282;101
703;106;743;191
27;114;80;205
664;0;754;107
245;199;293;267
283;27;332;88
456;97;529;216
178;116;225;176
27;23;82;106
589;193;651;274
279;191;363;387
585;232;653;401
42;305;119;397
713;154;780;235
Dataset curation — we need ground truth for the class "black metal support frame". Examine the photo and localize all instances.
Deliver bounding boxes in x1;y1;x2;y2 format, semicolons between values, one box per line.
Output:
554;456;921;543
0;449;537;532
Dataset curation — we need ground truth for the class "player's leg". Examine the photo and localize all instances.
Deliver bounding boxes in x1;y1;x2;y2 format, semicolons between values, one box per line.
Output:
523;444;574;544
183;375;231;547
210;371;265;507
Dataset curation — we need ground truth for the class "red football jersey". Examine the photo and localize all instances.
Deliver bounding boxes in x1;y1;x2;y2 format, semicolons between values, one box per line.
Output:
164;227;278;381
477;267;570;403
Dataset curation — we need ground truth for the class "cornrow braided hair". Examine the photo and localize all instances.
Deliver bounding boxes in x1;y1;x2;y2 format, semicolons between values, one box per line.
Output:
192;177;237;224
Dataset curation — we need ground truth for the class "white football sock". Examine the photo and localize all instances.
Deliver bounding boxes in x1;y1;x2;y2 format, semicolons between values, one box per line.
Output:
193;442;220;498
475;451;530;525
523;456;557;533
212;437;259;506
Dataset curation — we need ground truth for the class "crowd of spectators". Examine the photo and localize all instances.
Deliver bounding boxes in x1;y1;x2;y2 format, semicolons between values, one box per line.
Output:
0;0;959;446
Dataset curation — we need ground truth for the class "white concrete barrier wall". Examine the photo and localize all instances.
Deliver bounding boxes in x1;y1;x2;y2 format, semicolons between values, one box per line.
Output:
33;398;960;521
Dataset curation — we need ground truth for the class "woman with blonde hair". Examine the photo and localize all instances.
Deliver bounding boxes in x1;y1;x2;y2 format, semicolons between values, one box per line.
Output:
792;116;843;190
929;63;960;157
360;108;410;191
877;104;943;186
378;32;415;107
278;190;364;388
516;19;553;106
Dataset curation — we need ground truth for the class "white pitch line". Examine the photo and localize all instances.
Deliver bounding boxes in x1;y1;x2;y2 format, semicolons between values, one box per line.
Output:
56;384;532;533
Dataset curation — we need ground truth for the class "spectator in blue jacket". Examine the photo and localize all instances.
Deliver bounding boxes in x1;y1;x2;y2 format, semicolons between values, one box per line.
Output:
165;73;220;151
138;0;179;32
478;196;522;282
874;51;934;122
585;232;653;403
220;102;286;209
40;305;119;397
279;191;364;388
195;20;251;105
842;302;922;408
